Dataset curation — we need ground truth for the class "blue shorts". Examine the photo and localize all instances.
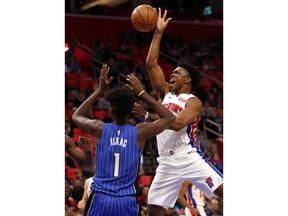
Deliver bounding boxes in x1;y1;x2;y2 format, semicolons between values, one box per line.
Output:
87;192;139;216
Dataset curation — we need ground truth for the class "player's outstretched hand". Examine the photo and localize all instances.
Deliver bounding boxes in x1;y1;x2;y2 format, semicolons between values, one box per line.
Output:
99;64;113;91
125;74;144;96
156;8;172;33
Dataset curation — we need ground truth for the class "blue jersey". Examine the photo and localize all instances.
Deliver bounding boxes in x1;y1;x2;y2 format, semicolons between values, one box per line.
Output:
91;123;141;196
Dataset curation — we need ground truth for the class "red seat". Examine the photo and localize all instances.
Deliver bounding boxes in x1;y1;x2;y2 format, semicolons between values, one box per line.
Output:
67;168;76;180
73;128;83;136
66;73;78;80
79;73;90;80
139;175;153;186
66;79;78;88
94;110;107;120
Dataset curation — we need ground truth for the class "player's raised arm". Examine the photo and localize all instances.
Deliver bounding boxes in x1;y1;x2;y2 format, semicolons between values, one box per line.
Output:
146;8;172;97
72;64;113;137
126;74;175;148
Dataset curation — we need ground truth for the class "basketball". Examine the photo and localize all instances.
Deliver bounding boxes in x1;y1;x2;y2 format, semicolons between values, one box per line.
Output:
131;5;158;32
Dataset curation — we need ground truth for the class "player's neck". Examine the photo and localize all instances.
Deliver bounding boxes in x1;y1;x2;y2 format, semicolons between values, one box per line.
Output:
113;116;129;126
174;87;191;96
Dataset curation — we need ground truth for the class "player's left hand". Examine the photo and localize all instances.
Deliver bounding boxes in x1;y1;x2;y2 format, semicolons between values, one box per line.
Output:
125;74;144;95
99;64;113;91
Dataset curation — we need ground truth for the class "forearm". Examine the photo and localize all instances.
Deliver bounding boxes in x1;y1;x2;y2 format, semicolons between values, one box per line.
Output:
146;31;167;94
140;92;173;119
178;195;193;209
81;150;95;172
146;30;163;65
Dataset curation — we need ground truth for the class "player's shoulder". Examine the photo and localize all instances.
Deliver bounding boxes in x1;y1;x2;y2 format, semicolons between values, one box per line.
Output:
186;95;202;108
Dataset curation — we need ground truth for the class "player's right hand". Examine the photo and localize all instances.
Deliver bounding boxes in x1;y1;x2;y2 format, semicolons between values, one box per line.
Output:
156;8;172;32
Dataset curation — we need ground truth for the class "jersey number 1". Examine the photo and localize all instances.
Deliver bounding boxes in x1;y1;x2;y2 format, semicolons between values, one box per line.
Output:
113;152;120;177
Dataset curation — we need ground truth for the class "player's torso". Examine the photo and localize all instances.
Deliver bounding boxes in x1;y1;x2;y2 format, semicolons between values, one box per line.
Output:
92;123;141;196
157;92;199;155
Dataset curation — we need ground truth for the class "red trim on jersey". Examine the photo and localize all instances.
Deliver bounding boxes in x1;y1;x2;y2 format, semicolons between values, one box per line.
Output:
178;97;186;103
186;191;197;216
188;117;200;145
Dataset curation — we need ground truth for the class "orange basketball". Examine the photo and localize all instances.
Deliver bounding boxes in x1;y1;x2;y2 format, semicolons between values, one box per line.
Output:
131;4;158;32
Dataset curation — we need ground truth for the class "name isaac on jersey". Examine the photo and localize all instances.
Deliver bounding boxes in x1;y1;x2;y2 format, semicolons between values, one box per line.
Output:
110;137;127;147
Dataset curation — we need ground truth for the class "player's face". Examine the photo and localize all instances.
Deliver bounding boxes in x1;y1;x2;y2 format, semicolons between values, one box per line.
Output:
169;67;190;92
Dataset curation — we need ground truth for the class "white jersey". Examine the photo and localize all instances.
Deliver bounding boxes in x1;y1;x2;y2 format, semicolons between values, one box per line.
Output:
157;92;203;159
87;177;93;197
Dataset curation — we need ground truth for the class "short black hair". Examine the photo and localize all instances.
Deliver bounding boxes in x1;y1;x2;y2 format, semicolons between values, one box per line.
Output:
178;62;202;89
107;87;136;117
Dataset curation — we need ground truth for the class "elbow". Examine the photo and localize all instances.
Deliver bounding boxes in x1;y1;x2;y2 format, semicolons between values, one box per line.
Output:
72;113;78;124
171;122;184;132
171;115;176;122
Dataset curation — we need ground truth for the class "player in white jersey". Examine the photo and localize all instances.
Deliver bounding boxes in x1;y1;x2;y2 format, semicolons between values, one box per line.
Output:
178;180;207;216
144;8;223;215
77;177;93;210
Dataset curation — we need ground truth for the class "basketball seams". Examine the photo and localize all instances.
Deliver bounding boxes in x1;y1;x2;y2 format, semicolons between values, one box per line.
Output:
150;8;158;26
136;8;146;24
131;4;157;32
144;5;149;31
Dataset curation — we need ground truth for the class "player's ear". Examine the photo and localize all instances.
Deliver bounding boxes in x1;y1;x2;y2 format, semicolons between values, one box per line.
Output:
185;77;191;84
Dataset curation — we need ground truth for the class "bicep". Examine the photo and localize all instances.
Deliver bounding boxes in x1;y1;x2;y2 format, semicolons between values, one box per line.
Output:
171;98;202;131
74;117;103;138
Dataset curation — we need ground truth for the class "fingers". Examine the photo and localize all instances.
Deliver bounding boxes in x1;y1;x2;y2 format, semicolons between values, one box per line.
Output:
157;8;171;21
107;77;113;85
100;64;110;78
163;9;167;20
125;83;132;90
126;74;136;84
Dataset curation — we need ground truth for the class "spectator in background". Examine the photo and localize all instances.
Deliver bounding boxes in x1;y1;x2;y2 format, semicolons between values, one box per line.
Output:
211;153;223;173
96;91;110;110
66;56;81;74
204;142;214;161
202;101;215;121
71;178;84;204
204;197;223;216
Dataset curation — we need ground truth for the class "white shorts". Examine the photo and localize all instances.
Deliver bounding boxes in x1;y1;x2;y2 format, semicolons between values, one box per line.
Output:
147;151;223;209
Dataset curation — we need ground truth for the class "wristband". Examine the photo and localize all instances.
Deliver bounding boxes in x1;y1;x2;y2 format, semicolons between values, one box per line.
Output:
138;90;145;97
144;112;149;121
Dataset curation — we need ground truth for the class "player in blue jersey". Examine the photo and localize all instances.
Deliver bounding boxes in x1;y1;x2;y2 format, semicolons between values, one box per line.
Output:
72;64;175;216
143;9;223;216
